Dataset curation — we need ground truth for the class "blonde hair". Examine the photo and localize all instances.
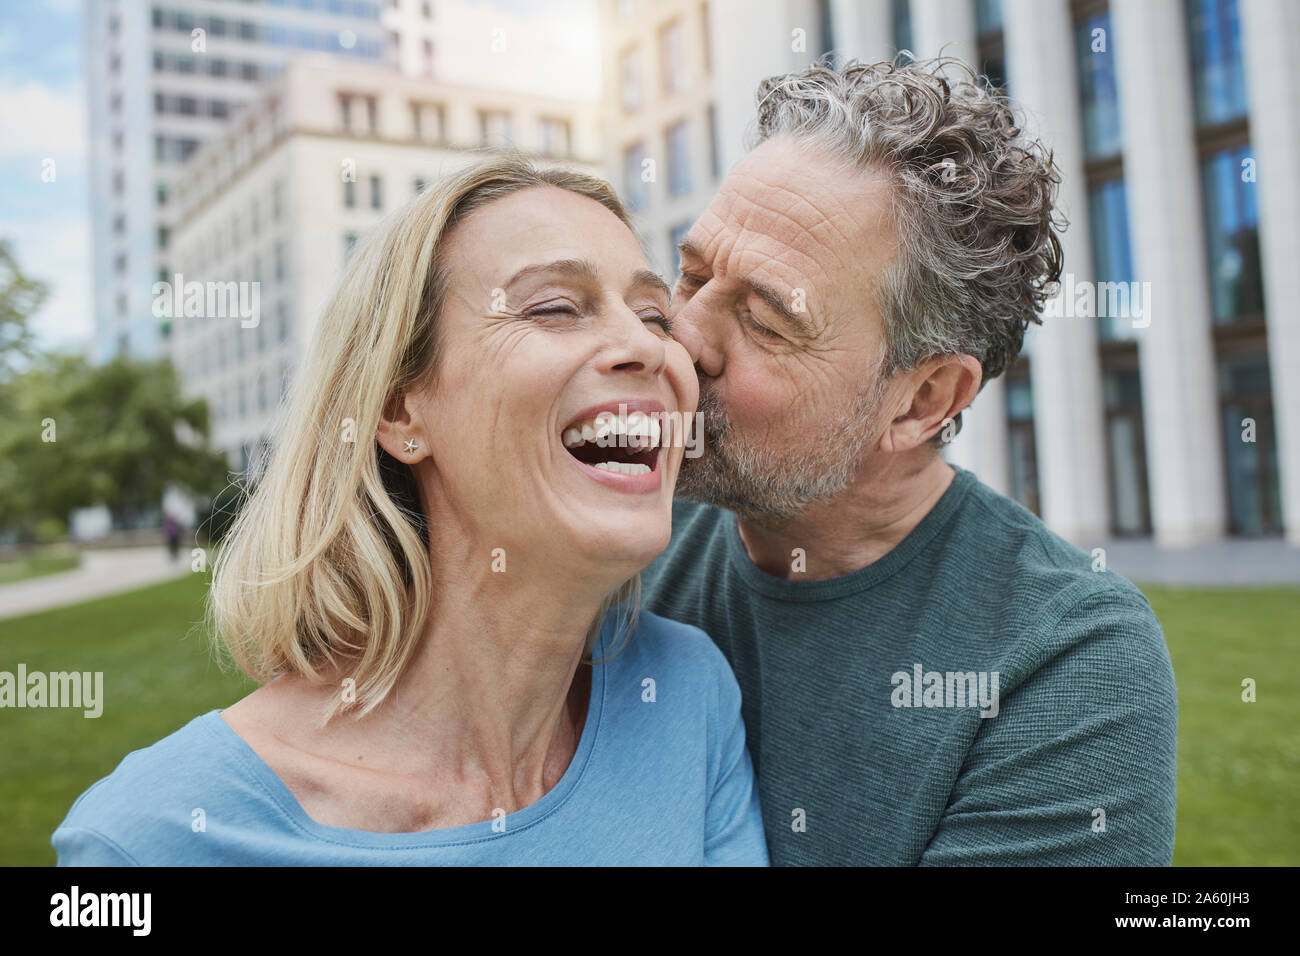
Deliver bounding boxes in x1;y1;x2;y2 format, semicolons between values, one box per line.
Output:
207;153;641;726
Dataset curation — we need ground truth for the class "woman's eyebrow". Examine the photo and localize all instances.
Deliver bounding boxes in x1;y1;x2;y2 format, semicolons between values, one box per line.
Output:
503;258;601;288
628;269;671;300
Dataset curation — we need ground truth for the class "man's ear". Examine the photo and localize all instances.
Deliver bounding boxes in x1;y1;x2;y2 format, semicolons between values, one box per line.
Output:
375;390;430;464
879;354;982;454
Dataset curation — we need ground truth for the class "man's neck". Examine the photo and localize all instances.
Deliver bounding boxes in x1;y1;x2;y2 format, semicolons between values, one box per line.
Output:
735;452;957;581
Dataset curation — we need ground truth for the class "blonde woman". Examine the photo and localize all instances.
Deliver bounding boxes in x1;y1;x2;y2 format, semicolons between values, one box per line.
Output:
51;156;768;866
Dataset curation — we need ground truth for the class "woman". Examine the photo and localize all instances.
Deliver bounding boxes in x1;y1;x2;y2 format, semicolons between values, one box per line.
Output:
51;156;769;866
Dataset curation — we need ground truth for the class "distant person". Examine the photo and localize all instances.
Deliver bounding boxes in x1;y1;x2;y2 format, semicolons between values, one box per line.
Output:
52;156;767;866
162;514;181;562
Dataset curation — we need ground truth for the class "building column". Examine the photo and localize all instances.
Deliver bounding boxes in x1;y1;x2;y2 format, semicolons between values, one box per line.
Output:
1240;0;1300;544
828;0;894;63
1112;0;1226;546
909;0;978;67
1002;0;1109;543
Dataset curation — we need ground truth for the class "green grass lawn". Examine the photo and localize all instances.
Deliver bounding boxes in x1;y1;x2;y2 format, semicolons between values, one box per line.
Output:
0;547;81;585
1141;586;1299;866
0;572;255;866
0;575;1295;865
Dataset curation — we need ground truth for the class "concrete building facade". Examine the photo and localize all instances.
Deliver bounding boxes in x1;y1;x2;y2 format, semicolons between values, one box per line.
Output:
83;0;392;365
599;0;1299;546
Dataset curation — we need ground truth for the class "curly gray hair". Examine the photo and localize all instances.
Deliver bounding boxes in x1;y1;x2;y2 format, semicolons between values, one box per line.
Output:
749;56;1065;438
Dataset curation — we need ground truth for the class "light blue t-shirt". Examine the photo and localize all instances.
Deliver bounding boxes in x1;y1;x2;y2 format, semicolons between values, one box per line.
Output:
52;610;769;866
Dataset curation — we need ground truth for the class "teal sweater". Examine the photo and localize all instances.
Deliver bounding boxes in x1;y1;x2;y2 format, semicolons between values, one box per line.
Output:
642;466;1178;865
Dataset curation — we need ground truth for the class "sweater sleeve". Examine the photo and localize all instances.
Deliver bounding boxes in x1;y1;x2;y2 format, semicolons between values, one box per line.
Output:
920;590;1178;866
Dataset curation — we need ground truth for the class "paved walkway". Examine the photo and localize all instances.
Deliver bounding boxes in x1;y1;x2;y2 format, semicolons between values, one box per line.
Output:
0;546;194;621
1094;538;1300;586
0;537;1295;622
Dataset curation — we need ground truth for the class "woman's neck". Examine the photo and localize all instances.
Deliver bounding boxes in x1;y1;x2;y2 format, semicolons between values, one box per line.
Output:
323;541;619;812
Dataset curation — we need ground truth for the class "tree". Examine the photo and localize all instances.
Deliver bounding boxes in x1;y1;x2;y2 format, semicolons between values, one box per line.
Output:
0;239;47;380
0;355;231;541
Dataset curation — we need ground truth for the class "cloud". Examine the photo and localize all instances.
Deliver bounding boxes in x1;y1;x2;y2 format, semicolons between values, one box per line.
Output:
0;78;84;160
0;215;93;354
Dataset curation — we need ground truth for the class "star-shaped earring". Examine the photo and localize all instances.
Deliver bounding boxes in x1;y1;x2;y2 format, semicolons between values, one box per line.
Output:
404;438;419;454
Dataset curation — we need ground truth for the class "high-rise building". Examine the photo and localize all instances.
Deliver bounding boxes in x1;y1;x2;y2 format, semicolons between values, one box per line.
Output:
598;0;1300;546
164;56;600;472
83;0;390;364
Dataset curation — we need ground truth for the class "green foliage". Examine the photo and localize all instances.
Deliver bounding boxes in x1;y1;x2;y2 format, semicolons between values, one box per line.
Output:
0;355;231;539
0;239;47;380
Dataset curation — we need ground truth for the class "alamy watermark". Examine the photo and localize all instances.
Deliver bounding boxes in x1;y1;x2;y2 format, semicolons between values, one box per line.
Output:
890;663;1000;718
0;664;103;718
152;272;260;328
1044;273;1152;329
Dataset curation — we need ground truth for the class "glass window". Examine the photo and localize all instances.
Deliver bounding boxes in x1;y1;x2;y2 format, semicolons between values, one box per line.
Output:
1088;179;1136;341
1186;0;1248;126
479;110;512;148
1076;12;1121;158
1218;353;1282;534
892;0;912;60
1005;379;1039;516
623;141;649;212
666;121;691;197
1201;144;1264;323
660;20;685;95
620;47;642;113
975;0;1003;37
369;174;382;210
539;117;571;157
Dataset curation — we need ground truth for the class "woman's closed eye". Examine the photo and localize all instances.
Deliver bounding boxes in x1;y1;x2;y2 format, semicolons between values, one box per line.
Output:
524;299;582;319
640;309;673;334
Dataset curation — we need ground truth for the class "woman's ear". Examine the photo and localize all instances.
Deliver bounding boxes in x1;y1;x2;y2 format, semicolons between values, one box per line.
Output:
376;390;430;464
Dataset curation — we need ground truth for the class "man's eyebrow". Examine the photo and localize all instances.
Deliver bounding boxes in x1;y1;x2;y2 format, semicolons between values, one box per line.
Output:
748;279;815;337
504;258;601;287
676;237;816;337
677;237;703;262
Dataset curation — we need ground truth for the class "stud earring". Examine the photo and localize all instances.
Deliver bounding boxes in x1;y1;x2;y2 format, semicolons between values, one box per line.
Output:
403;438;419;454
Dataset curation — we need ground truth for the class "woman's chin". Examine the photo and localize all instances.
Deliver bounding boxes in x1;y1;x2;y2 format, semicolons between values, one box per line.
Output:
567;523;671;574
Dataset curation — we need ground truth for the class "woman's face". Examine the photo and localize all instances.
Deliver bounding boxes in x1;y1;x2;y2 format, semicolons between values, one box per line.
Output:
401;185;698;572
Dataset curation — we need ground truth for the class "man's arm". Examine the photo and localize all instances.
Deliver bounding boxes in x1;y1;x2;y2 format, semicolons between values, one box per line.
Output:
921;591;1178;866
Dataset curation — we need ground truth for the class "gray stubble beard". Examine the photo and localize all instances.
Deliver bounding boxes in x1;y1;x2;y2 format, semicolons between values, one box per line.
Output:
675;372;889;527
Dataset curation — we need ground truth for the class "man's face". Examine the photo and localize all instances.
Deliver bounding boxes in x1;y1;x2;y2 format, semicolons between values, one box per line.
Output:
670;136;901;523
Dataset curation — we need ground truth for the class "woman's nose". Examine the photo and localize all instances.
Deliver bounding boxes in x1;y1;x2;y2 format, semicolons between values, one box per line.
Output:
601;307;667;376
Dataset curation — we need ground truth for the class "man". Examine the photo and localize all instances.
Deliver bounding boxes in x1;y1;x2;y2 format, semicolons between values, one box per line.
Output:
642;57;1178;866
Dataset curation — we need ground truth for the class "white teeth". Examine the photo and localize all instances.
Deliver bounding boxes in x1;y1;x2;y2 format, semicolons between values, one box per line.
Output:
563;410;663;449
593;461;652;475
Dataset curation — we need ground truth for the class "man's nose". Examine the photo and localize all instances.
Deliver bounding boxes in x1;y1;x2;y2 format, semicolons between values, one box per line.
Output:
672;297;724;378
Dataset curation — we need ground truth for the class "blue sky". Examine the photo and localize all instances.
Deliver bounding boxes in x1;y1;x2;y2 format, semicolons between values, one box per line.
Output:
0;0;598;356
0;0;88;354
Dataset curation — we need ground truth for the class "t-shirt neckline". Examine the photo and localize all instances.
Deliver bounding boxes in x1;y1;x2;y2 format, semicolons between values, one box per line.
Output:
201;615;612;849
722;464;975;602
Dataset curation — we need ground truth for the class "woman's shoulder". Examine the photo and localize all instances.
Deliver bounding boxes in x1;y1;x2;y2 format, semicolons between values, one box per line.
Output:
52;711;256;864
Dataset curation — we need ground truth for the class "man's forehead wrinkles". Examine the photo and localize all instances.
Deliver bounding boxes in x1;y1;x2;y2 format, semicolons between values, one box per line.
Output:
729;189;833;285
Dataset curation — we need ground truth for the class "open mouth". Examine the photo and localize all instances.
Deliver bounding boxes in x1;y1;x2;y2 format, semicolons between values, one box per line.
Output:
561;409;662;476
